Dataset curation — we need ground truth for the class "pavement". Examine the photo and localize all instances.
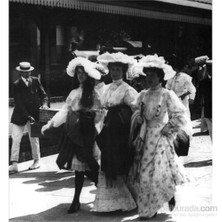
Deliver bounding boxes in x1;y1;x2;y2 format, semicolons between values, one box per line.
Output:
8;119;218;222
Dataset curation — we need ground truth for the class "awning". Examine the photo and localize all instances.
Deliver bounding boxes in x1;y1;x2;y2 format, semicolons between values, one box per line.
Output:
9;0;211;25
153;0;212;10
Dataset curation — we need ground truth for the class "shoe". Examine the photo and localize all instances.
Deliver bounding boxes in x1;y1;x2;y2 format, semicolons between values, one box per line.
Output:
28;160;40;170
168;196;176;211
9;163;18;174
67;202;80;214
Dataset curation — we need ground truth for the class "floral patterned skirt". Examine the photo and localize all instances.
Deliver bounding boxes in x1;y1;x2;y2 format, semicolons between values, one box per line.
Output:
128;127;189;218
92;172;137;212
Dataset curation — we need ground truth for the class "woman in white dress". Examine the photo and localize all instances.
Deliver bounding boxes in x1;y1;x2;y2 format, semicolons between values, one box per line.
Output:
92;52;138;212
165;56;196;119
41;57;102;214
128;55;189;220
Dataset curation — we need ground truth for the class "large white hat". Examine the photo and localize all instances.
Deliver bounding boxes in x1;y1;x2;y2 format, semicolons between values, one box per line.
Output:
93;62;108;76
132;54;176;80
16;62;34;72
66;57;101;80
97;52;136;72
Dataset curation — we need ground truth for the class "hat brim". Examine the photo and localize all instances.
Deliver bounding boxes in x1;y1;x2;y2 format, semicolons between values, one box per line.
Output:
132;62;176;81
97;52;136;72
66;57;101;80
16;66;34;72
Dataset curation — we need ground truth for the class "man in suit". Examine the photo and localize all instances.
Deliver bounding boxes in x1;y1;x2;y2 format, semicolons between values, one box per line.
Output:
9;62;49;174
193;60;212;140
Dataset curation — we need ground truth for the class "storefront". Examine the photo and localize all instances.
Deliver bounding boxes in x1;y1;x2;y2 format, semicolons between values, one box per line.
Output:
9;0;212;97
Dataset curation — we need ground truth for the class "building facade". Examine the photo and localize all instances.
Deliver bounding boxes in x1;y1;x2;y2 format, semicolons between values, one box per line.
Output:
9;0;212;97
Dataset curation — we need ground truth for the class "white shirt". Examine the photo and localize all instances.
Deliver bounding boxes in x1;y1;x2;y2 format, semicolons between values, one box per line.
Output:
102;79;139;110
21;76;31;86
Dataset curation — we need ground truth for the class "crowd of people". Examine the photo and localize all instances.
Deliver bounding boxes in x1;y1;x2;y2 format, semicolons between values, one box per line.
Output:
9;50;212;220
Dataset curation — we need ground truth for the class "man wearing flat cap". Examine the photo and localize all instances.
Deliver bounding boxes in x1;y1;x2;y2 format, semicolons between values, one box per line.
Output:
9;62;49;173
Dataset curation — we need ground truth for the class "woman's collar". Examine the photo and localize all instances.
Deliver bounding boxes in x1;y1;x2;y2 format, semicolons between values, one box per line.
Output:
150;83;162;91
112;78;123;86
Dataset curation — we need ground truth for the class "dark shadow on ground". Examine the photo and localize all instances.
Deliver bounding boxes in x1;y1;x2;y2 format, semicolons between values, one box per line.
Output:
184;159;212;168
9;204;137;222
192;131;209;137
9;203;173;222
9;171;94;192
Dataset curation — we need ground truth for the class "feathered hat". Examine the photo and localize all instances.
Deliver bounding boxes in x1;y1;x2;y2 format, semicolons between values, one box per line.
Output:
131;54;176;80
97;52;136;71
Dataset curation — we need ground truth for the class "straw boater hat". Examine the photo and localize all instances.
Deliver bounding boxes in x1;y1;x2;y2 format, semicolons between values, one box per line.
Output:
131;54;176;81
16;62;34;72
66;57;101;80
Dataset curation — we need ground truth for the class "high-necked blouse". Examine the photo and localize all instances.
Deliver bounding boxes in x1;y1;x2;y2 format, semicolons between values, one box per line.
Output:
49;86;101;128
101;79;138;109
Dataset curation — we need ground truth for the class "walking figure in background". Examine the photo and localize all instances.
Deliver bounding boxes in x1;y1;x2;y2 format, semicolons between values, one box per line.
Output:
9;62;48;174
41;57;103;213
194;55;209;89
166;56;196;119
92;52;138;212
193;60;212;140
128;55;189;220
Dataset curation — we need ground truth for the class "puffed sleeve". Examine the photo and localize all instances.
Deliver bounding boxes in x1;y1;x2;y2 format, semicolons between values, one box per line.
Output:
185;78;196;100
48;91;73;128
164;90;188;134
123;86;139;111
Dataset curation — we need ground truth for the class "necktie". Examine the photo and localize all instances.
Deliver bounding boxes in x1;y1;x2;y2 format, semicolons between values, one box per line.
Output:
26;79;30;87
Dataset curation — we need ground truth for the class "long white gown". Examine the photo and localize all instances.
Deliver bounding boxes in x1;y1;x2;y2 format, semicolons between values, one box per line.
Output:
92;79;138;212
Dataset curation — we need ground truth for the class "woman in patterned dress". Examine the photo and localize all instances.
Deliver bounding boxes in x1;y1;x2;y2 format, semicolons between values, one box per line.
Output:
41;57;103;214
92;52;138;212
128;55;189;220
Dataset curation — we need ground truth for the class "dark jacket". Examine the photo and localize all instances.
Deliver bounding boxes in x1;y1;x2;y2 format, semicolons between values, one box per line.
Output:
96;104;133;180
193;76;212;118
11;77;48;126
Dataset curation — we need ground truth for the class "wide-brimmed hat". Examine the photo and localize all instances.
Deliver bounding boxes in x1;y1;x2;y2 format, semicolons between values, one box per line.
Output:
16;62;34;72
93;62;108;76
66;57;101;80
97;52;136;72
132;54;176;80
